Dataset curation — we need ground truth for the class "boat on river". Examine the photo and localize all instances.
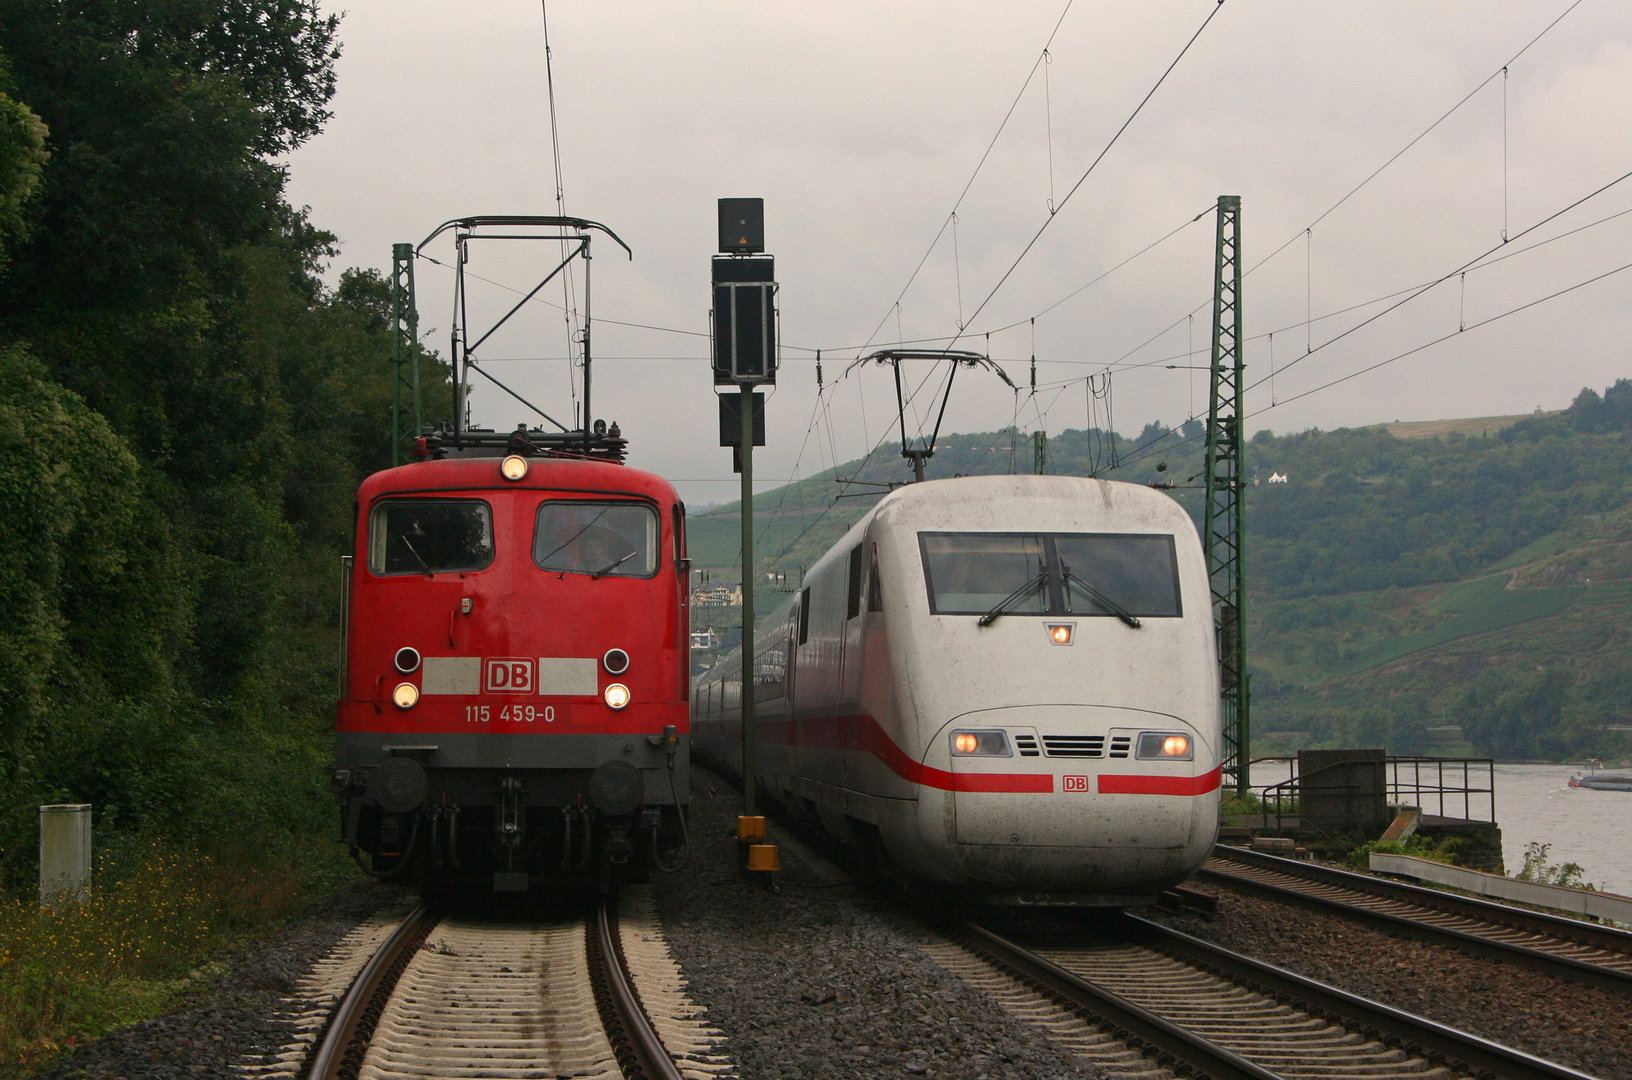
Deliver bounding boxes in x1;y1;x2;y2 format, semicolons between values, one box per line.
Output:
1569;769;1632;791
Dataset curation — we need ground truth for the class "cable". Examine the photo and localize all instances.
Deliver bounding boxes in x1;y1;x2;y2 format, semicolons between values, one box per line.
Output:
944;1;1228;349
1081;1;1587;381
1103;256;1632;479
1248;0;1584;285
1249;167;1632;395
539;1;585;415
985;203;1215;337
1264;259;1632;412
857;0;1078;354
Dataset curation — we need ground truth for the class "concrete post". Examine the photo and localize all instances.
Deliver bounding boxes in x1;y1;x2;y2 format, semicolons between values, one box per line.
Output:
39;804;91;909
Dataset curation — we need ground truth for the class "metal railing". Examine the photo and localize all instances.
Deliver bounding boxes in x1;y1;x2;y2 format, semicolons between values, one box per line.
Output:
1246;755;1495;838
1388;756;1495;821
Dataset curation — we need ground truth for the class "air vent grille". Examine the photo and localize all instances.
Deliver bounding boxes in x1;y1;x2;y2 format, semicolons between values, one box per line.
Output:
1109;735;1132;759
1043;735;1105;758
1014;734;1041;758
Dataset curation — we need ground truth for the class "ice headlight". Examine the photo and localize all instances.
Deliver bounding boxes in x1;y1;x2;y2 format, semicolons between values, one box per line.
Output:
951;729;1011;757
1136;732;1192;760
392;682;420;709
1046;623;1074;645
604;683;631;710
500;455;529;481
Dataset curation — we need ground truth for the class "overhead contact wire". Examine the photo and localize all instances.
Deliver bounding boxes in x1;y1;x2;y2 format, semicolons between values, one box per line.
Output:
944;0;1229;350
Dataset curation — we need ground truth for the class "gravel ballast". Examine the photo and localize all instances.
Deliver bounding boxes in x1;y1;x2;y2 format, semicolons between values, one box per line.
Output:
1146;876;1632;1079
650;770;1099;1080
40;783;1621;1080
34;881;405;1080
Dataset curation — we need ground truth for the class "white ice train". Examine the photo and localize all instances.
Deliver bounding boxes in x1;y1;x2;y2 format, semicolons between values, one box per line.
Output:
692;474;1222;905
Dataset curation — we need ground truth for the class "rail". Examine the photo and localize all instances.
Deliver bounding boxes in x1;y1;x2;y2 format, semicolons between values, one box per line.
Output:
946;911;1591;1080
1203;845;1632;994
309;901;683;1080
308;904;434;1080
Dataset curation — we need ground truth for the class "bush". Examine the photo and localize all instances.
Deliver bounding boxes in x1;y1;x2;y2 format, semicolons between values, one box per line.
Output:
1515;841;1596;890
0;836;345;1077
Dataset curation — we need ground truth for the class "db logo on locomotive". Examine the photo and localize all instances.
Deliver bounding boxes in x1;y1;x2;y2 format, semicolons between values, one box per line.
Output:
484;657;536;694
1062;775;1090;792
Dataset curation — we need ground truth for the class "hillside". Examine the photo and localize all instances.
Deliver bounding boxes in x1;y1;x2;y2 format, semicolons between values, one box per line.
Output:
695;381;1632;762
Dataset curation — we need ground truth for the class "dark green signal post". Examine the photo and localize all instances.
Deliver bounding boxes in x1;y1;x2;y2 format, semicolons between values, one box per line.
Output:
390;242;422;466
1203;195;1249;798
712;198;777;828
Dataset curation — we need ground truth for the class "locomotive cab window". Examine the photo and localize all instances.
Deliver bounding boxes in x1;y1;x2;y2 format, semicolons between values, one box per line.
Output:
534;501;659;578
369;499;494;576
920;531;1181;618
920;533;1048;615
1055;534;1181;618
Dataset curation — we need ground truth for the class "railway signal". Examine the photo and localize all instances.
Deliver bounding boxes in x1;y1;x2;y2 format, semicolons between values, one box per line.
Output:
711;198;778;823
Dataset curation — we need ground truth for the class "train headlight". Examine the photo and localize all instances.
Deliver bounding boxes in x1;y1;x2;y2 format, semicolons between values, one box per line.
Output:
1046;623;1075;645
500;454;529;481
392;682;420;709
604;683;631;710
1136;732;1192;760
951;729;1011;757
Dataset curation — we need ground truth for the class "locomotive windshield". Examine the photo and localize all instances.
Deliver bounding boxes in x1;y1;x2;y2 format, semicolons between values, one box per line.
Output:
369;499;494;575
534;501;658;578
920;532;1181;618
919;534;1048;615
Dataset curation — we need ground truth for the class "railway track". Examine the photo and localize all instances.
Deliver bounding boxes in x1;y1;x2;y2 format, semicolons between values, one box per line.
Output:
306;898;689;1080
936;912;1593;1080
1201;846;1632;994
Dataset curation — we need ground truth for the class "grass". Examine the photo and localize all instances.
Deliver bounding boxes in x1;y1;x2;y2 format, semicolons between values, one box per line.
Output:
0;836;356;1078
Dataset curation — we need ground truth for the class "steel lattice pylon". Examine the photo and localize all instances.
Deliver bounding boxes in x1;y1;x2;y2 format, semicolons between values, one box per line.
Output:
390;242;421;467
1203;196;1250;798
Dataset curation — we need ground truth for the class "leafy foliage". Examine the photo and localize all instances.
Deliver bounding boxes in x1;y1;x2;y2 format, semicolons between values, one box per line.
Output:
1515;841;1595;890
0;6;459;885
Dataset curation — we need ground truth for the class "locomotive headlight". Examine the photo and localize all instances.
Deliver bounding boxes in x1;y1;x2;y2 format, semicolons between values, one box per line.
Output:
951;729;1011;757
604;683;631;710
1046;623;1075;645
1136;732;1192;760
500;454;529;481
392;682;420;709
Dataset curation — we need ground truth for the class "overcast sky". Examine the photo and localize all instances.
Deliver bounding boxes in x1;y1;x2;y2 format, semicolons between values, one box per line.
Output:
282;0;1632;503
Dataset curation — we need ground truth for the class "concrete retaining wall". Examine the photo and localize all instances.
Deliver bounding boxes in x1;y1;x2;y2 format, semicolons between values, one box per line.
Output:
1370;851;1632;923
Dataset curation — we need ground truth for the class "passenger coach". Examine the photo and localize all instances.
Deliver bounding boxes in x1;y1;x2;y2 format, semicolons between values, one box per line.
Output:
694;474;1219;905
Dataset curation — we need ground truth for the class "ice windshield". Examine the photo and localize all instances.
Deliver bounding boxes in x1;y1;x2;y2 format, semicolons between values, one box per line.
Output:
369;499;494;575
534;501;659;578
920;534;1048;616
1055;534;1182;617
919;532;1181;618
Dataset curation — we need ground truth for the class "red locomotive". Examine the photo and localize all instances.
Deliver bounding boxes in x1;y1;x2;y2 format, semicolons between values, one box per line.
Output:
331;429;692;893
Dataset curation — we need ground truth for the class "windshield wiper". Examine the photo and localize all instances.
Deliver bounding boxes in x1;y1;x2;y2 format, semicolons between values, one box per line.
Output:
1063;569;1142;628
590;549;637;579
976;571;1048;627
399;536;435;578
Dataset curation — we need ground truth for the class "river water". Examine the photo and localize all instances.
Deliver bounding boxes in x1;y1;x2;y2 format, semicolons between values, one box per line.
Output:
1247;760;1632;898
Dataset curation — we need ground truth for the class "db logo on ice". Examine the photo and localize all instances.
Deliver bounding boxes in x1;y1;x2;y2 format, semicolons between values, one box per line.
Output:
1062;775;1090;793
484;657;535;694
